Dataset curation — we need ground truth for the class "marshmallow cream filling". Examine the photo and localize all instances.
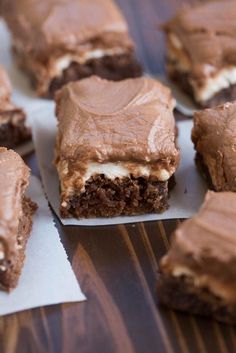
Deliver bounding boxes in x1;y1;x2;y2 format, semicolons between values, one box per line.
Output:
172;265;236;304
168;33;236;102
57;161;173;200
53;48;127;76
83;162;171;182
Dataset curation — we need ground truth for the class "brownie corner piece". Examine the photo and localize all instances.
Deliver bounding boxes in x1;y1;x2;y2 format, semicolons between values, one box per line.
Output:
0;148;37;291
2;0;142;98
55;76;179;219
157;273;236;325
0;107;31;148
157;191;236;324
192;101;236;192
163;1;236;108
0;65;31;148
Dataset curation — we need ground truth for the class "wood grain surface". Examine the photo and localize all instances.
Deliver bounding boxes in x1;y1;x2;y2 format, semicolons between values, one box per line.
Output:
1;1;236;353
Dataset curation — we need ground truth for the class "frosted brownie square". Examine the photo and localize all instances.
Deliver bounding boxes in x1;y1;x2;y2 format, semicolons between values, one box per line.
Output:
1;0;142;98
192;102;236;192
157;191;236;324
163;1;236;108
0;66;31;148
55;76;180;218
0;148;37;291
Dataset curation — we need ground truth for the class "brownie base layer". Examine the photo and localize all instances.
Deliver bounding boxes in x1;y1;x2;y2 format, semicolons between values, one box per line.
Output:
157;274;236;324
195;153;215;190
167;65;236;108
60;175;171;218
48;53;142;98
0;110;31;148
0;197;37;291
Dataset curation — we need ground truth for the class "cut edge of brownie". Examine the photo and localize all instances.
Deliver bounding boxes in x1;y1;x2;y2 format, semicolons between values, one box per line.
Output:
167;64;236;108
48;53;143;98
0;109;31;148
195;152;215;190
157;273;236;324
60;175;172;219
14;50;143;98
0;196;37;291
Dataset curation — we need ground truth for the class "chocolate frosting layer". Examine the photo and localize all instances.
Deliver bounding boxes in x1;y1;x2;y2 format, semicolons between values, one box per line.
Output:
160;191;236;303
192;102;236;191
2;0;133;58
0;148;30;263
163;1;236;79
55;76;179;169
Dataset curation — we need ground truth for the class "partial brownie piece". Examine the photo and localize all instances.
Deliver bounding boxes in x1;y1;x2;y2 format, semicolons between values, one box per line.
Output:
0;148;37;291
163;1;236;108
192;102;236;192
157;191;236;324
1;0;142;98
0;66;31;148
55;76;180;219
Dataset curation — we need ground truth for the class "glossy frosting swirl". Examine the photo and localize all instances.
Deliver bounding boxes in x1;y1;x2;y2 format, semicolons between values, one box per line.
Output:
55;76;179;169
1;0;133;57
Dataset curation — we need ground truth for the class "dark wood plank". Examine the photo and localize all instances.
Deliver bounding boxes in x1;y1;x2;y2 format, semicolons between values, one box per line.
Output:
0;1;236;353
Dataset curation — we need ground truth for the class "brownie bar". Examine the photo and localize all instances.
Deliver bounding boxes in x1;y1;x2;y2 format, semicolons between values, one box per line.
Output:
0;65;31;148
61;175;169;218
195;153;214;190
163;1;236;107
157;191;236;324
0;197;37;291
48;53;142;98
168;66;236;108
2;0;142;97
157;274;236;325
0;148;37;291
0;109;31;148
55;76;180;219
192;102;236;192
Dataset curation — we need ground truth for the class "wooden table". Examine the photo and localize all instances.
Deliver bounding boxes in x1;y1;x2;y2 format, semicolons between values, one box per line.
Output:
1;1;236;352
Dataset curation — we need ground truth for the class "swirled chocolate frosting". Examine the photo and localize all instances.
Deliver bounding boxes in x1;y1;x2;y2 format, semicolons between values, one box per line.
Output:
55;76;180;170
1;0;133;58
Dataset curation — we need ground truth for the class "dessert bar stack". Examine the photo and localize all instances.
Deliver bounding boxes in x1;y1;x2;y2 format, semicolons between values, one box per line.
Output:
0;148;37;291
1;0;142;98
